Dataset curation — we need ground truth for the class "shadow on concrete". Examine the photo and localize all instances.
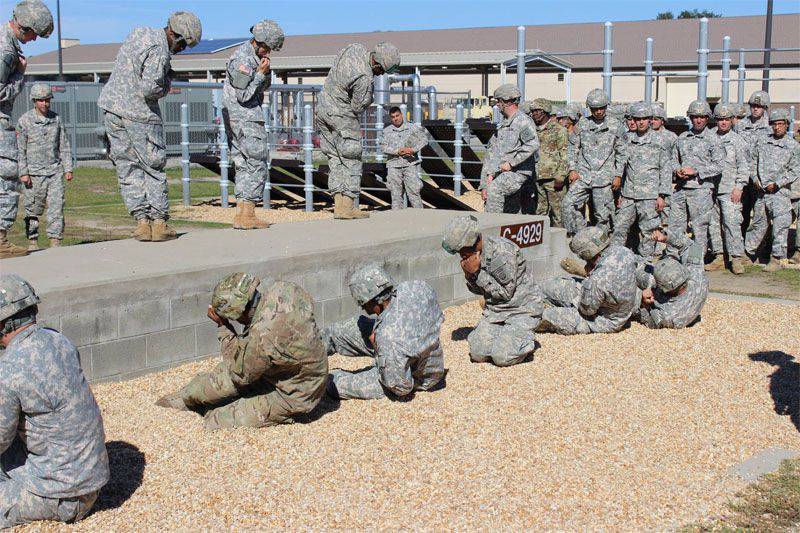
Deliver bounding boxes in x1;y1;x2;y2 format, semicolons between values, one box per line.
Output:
451;326;474;341
295;396;341;424
92;441;146;513
749;351;800;432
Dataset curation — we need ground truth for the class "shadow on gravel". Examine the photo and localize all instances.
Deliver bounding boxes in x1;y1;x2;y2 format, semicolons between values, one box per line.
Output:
92;441;146;512
451;326;474;341
750;351;800;432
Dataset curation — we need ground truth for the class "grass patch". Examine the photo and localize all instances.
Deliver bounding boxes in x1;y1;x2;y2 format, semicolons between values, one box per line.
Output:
686;457;800;531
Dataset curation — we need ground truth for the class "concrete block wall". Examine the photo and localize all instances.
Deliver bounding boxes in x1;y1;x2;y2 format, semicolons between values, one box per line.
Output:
7;210;568;383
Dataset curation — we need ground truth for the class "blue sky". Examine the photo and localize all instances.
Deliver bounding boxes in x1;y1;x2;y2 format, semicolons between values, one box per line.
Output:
3;0;797;57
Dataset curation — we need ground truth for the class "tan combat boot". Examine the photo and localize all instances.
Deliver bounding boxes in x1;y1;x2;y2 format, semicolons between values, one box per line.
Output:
232;202;245;229
155;392;189;411
133;219;152;241
151;219;177;242
28;238;40;252
789;251;800;265
560;257;587;277
236;201;270;229
729;257;745;275
336;194;369;220
0;230;27;258
763;256;786;273
704;254;725;271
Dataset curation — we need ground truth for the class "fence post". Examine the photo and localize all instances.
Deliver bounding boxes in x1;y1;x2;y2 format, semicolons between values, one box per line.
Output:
602;22;613;99
453;104;464;197
696;17;709;100
303;104;314;212
516;25;526;100
428;87;438;120
213;89;230;208
721;36;731;103
644;37;654;103
262;102;272;209
180;103;191;206
375;103;385;163
737;50;746;104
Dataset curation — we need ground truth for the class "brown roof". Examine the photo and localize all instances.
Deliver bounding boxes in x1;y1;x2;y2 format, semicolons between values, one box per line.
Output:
27;13;800;74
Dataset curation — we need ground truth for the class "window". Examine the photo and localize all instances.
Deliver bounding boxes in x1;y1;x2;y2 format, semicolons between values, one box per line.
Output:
557;73;564;82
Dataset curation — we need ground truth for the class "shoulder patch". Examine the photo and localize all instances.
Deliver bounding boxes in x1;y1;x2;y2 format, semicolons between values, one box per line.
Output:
519;126;536;143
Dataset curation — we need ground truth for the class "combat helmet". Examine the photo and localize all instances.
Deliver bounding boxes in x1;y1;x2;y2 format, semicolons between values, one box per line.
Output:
349;263;394;307
628;101;651;119
251;19;284;51
686;99;711;117
0;274;40;323
373;42;400;74
569;226;610;261
748;90;770;107
442;215;480;254
29;83;52;101
211;272;260;321
768;108;790;124
651;103;667;119
531;98;552;113
585;89;609;108
168;11;202;48
13;0;53;38
713;103;736;119
653;258;689;292
494;83;522;102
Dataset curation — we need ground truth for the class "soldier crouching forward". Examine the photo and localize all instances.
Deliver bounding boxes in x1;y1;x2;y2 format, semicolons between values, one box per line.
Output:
441;215;543;366
157;273;328;429
322;263;445;400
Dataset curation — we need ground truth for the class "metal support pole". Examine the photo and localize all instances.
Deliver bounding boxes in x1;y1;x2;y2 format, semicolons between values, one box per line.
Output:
644;37;654;103
516;25;526;100
302;104;314;212
763;0;774;91
721;36;731;103
737;50;746;104
180;103;191;206
697;18;709;100
375;103;385;163
56;0;64;81
790;105;796;138
453;104;464;196
374;74;389;106
565;69;572;103
262;103;272;209
412;69;422;124
492;105;502;126
602;22;613;99
428;87;438;120
213;89;230;208
400;103;408;123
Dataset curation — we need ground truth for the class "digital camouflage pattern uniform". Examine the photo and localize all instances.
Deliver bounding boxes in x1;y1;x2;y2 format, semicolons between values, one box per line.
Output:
177;280;329;428
0;24;25;231
0;325;109;528
317;43;373;199
380;120;428;209
222;42;272;203
480;109;539;213
635;229;708;329
564;115;625;234
611;128;672;258
708;126;749;259
533;118;568;227
735;113;772;230
323;281;445;400
17;106;72;240
539;244;639;335
98;27;173;221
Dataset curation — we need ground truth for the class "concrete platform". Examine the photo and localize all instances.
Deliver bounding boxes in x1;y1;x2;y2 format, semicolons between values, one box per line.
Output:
2;210;568;382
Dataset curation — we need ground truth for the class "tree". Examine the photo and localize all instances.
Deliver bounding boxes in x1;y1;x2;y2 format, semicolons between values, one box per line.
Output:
657;11;674;19
677;9;722;18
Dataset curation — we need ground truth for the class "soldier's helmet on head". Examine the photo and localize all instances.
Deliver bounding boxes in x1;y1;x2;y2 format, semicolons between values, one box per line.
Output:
653;258;689;293
348;263;394;307
442;215;480;254
768;108;790;124
251;19;284;51
713;103;737;120
0;274;40;326
629;101;651;119
585;89;609;109
211;273;260;322
13;0;54;38
686;99;711;117
493;83;522;102
373;42;400;74
748;90;770;108
532;98;552;113
167;11;203;48
29;83;52;101
651;102;667;119
569;226;610;261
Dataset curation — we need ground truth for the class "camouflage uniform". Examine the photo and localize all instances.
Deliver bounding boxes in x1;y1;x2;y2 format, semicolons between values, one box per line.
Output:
635;229;708;329
178;281;329;428
380;121;428;209
98;27;173;221
532;119;568;227
669;126;724;250
708;128;749;258
462;235;543;366
735;114;772;230
0;324;109;528
539;244;638;334
744;132;800;259
222;42;272;203
611;129;672;258
563;115;625;234
323;281;445;400
317;43;374;199
0;24;25;231
17;107;72;240
480;109;539;213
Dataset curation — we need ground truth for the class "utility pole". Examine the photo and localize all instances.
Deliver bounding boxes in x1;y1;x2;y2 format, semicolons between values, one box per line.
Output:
56;0;64;81
762;0;773;91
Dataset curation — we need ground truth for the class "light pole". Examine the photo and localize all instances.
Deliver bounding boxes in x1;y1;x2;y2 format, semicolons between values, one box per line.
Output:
56;0;64;81
762;0;773;91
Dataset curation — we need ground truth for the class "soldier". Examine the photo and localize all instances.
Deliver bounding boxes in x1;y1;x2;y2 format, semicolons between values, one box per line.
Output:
705;103;750;274
380;105;428;209
623;108;637;140
528;98;568;227
610;101;671;259
317;42;400;219
669;100;724;255
563;89;624;235
98;11;202;242
222;20;284;230
538;226;638;335
733;103;746;126
743;108;800;272
157;273;329;428
323;264;445;400
441;215;543;366
649;102;678;155
479;84;538;213
736;91;772;232
0;273;109;528
636;228;708;329
17;83;72;251
0;0;53;258
556;107;577;134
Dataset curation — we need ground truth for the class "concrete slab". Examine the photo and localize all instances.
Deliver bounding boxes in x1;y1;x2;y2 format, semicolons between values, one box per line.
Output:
729;447;800;482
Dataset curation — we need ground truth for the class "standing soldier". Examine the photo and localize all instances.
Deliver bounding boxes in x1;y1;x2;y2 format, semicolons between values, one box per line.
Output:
705;103;750;274
317;42;400;219
563;89;624;235
669;100;724;253
529;98;568;227
0;0;53;258
743;109;799;272
222;20;284;230
610;102;671;259
649;103;677;155
17;83;72;251
98;11;202;242
380;105;428;209
735;91;772;233
479;84;539;213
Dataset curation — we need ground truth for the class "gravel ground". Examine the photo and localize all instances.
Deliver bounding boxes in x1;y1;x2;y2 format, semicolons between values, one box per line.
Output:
22;297;800;531
171;204;333;225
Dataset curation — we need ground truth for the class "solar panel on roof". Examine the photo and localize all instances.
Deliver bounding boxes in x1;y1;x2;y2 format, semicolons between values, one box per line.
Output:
177;38;247;55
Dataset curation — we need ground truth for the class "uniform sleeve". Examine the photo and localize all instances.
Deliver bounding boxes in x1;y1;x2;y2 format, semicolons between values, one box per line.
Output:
228;57;268;105
733;140;749;190
578;276;604;317
59;118;73;173
380;127;398;156
658;144;673;196
614;138;628;179
0;385;20;455
350;74;374;114
644;306;673;329
567;130;580;172
140;47;170;101
502;122;539;169
474;247;519;301
0;51;23;105
553;127;569;183
775;145;800;189
697;138;724;180
409;126;428;153
464;274;484;296
480;134;499;185
16;119;29;176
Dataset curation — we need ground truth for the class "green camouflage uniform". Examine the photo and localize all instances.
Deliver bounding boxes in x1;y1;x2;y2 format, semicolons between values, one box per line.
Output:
532;119;568;227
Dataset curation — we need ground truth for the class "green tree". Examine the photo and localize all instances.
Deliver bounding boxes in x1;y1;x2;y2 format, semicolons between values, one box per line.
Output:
677;9;722;18
656;11;675;19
